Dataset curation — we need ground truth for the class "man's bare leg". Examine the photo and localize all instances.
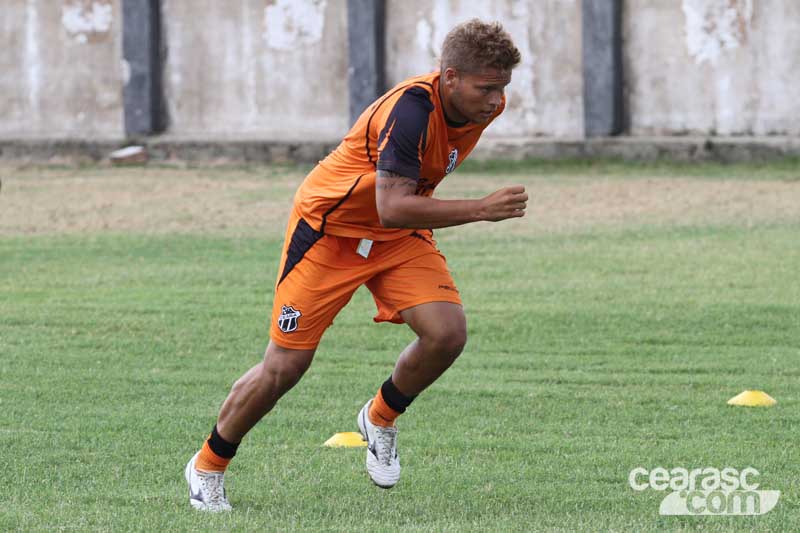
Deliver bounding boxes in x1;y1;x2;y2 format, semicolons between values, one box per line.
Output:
392;301;467;395
367;300;467;425
359;301;466;488
215;341;316;442
186;341;315;510
192;341;315;471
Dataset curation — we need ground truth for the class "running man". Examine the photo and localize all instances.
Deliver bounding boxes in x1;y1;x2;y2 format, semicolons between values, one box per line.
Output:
185;19;524;511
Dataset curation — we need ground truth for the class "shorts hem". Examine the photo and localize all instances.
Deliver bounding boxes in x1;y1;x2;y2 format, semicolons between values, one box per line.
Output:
374;295;463;324
270;336;320;350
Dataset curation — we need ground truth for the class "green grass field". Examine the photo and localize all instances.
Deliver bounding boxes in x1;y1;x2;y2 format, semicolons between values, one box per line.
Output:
1;161;798;531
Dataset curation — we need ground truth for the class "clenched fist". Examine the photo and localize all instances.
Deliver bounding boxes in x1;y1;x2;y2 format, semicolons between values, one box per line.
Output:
478;185;528;222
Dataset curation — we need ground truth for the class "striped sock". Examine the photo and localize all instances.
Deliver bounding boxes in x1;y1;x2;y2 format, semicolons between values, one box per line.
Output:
368;377;416;427
195;425;239;472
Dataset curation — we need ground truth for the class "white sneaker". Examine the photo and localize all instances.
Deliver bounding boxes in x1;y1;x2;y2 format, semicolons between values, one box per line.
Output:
184;452;233;512
357;400;401;488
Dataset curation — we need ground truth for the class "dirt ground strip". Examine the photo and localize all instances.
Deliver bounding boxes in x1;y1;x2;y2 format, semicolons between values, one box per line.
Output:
1;164;798;237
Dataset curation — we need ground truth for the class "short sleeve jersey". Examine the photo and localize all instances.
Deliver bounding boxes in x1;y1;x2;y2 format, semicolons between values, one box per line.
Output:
293;71;505;241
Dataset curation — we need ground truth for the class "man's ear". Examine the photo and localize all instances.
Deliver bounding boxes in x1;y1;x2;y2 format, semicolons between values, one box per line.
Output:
443;67;459;88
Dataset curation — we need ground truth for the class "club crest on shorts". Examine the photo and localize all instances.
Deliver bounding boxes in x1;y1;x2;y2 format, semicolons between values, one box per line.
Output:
278;305;302;333
445;148;458;174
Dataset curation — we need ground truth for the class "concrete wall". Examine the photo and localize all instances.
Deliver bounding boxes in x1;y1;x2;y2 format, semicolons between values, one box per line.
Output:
385;0;584;138
0;0;124;138
624;0;800;135
2;0;799;141
162;0;349;141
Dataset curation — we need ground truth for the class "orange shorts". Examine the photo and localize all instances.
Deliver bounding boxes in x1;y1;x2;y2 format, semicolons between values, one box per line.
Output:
269;209;462;350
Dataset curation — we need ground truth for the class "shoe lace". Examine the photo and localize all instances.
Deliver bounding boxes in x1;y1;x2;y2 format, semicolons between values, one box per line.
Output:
199;472;227;506
374;426;397;466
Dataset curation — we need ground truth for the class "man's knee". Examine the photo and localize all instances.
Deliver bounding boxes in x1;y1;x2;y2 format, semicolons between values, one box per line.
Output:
258;343;315;394
422;315;467;359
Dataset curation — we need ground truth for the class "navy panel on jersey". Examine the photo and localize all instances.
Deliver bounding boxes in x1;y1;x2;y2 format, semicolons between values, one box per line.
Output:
278;218;323;285
376;86;434;180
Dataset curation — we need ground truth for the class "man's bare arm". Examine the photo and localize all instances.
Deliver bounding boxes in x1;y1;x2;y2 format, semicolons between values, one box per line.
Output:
375;170;527;229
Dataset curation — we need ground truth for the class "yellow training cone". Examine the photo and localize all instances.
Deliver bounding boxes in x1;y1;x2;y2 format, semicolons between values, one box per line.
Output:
323;432;367;448
727;390;777;407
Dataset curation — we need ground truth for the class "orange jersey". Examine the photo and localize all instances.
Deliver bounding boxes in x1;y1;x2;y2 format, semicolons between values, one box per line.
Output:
293;71;505;240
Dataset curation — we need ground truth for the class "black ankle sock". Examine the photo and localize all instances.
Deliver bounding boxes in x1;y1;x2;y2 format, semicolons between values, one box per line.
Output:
207;425;240;459
381;377;417;414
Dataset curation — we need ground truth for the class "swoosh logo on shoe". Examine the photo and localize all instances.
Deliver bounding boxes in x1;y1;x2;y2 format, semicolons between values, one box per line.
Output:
367;442;379;461
189;487;204;502
189;479;204;502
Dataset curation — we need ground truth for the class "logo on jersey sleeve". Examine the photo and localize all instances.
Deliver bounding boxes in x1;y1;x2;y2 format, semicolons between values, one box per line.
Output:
445;148;458;174
278;305;302;333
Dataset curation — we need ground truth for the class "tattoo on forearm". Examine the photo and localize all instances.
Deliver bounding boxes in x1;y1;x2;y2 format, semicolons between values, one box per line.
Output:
376;170;417;190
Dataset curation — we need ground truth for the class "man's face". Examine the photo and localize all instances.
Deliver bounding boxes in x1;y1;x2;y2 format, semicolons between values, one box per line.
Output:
444;67;512;124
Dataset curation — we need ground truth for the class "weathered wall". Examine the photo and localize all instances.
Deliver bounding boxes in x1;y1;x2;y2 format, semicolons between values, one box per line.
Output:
162;0;349;141
385;0;584;138
624;0;800;135
0;0;124;138
2;0;799;142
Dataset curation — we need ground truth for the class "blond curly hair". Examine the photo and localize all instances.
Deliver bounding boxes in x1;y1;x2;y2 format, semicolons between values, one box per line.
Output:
440;19;521;73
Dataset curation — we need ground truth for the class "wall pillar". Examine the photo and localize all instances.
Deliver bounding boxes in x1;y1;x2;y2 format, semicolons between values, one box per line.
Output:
582;0;623;136
346;0;385;125
122;0;164;137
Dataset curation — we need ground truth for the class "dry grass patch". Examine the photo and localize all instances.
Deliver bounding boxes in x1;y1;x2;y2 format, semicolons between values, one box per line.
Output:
1;164;798;238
